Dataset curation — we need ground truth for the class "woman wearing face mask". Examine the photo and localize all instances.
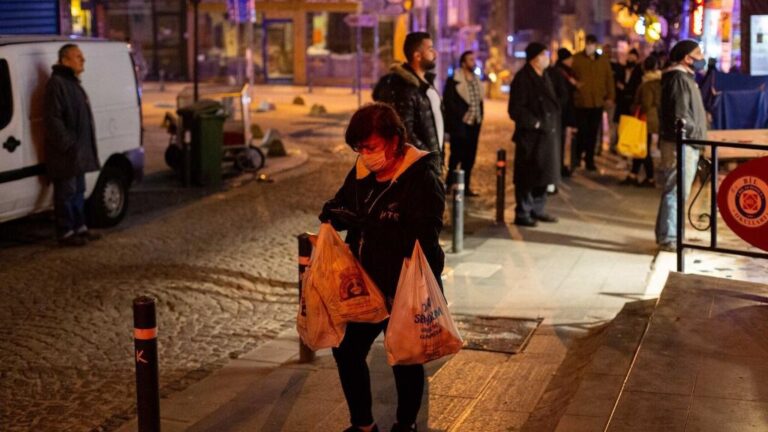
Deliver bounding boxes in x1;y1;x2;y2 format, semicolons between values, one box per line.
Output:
319;102;445;432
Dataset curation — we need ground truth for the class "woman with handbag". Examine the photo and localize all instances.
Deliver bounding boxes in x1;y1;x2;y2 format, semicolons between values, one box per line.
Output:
622;55;661;187
319;103;445;432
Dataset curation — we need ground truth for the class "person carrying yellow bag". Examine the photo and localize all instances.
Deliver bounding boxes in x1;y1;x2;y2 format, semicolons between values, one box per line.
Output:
319;103;446;432
621;55;661;187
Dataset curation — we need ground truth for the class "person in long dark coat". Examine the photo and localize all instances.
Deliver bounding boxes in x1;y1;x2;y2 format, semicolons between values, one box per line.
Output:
507;42;561;227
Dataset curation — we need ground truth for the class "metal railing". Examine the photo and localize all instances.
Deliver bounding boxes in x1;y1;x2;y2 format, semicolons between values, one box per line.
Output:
675;119;768;271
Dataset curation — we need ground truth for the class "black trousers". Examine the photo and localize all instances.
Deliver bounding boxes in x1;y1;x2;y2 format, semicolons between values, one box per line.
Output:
446;122;481;192
332;321;424;427
514;185;548;219
53;174;87;238
630;134;655;179
574;108;603;168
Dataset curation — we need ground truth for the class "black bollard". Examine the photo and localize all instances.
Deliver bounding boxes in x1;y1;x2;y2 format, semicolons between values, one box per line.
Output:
496;149;507;224
452;169;465;253
297;233;316;363
133;296;160;432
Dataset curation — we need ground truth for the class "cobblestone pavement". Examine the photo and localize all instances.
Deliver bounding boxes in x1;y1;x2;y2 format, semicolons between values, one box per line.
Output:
0;93;358;431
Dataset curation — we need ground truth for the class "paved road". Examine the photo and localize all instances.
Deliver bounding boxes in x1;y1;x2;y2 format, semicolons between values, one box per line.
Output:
0;95;356;431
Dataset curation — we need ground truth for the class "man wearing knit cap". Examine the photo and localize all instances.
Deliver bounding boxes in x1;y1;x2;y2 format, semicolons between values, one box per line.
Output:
571;34;615;171
507;42;561;227
655;39;707;252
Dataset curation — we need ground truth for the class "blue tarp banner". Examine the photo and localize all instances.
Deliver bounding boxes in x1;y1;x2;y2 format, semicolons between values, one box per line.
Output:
703;71;768;130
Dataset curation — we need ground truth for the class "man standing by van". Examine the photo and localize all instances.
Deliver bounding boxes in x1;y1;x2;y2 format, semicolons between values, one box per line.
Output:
44;44;101;247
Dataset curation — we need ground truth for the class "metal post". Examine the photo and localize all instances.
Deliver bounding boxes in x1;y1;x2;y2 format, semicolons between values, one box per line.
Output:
496;149;507;224
452;169;465;253
356;23;362;107
675;119;686;272
133;296;160;432
297;233;315;363
192;0;200;102
710;145;718;248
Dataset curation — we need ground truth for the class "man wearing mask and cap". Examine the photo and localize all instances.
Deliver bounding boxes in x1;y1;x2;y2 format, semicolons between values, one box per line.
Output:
571;34;615;171
507;42;561;227
655;40;708;252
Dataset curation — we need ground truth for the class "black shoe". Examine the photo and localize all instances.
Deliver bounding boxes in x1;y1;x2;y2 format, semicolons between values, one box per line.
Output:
78;230;102;241
532;213;559;223
586;164;598;172
58;235;87;247
344;425;379;432
390;424;417;432
639;178;656;188
513;217;538;227
465;189;480;197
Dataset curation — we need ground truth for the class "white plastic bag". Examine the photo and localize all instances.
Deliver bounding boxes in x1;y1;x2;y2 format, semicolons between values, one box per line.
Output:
385;241;463;365
307;223;389;324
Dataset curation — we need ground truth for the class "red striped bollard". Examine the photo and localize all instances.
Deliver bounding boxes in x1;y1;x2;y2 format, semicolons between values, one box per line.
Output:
133;296;160;432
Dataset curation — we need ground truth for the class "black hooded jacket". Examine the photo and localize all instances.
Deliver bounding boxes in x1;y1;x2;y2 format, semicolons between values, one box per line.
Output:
373;63;443;173
319;146;445;306
43;64;100;180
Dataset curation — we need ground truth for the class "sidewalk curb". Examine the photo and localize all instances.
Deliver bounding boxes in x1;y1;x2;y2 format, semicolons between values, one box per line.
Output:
114;327;312;432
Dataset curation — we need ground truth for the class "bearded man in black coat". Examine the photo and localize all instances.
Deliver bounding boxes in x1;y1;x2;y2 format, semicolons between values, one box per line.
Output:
507;42;561;227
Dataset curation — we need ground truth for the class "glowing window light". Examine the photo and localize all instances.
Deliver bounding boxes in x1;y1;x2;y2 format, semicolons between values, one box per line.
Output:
692;0;704;36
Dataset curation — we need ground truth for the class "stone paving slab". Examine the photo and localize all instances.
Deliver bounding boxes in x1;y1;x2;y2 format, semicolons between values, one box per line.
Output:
606;272;768;431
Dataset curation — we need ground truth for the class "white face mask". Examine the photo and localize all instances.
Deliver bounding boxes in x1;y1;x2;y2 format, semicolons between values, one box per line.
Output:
360;150;389;172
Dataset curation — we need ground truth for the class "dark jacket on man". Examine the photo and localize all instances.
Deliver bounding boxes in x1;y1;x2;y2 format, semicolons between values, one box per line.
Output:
615;64;643;121
443;69;484;140
43;64;100;180
547;62;577;128
319;146;445;304
373;63;443;172
507;63;562;189
659;66;707;142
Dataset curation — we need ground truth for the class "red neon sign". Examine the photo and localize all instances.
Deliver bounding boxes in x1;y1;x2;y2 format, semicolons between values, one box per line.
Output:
691;0;704;36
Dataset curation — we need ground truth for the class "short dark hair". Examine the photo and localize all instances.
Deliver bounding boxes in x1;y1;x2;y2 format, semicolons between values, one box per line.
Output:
345;103;406;155
643;55;659;72
585;34;598;44
459;50;474;66
58;44;79;63
403;32;431;62
628;48;640;57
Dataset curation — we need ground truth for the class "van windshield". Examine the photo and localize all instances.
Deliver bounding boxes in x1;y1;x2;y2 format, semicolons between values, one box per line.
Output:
0;59;11;130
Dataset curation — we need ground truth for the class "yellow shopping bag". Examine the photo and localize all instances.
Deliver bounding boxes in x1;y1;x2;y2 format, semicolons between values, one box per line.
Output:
617;115;648;159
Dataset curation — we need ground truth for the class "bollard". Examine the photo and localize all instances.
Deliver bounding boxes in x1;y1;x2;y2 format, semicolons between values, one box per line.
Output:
133;296;160;432
496;149;507;224
452;169;465;253
297;233;316;363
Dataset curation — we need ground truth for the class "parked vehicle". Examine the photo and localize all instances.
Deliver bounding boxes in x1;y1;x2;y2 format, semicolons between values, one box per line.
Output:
0;36;143;227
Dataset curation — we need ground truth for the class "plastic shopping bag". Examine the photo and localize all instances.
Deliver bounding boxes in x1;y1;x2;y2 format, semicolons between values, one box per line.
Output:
296;273;345;351
385;241;463;365
617;114;648;159
308;223;389;324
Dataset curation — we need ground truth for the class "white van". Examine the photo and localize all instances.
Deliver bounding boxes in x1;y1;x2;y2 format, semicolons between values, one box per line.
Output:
0;36;143;227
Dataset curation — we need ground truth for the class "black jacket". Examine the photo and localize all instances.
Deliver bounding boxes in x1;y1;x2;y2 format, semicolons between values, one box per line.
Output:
43;65;100;180
319;146;445;305
615;64;643;120
443;70;484;141
373;63;443;173
547;63;577;128
507;64;561;189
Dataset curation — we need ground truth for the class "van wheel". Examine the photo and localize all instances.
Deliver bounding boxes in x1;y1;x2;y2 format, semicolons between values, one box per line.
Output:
87;166;129;228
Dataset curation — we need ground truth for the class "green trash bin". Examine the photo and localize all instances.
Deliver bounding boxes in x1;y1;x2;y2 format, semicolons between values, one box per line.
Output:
177;99;226;186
